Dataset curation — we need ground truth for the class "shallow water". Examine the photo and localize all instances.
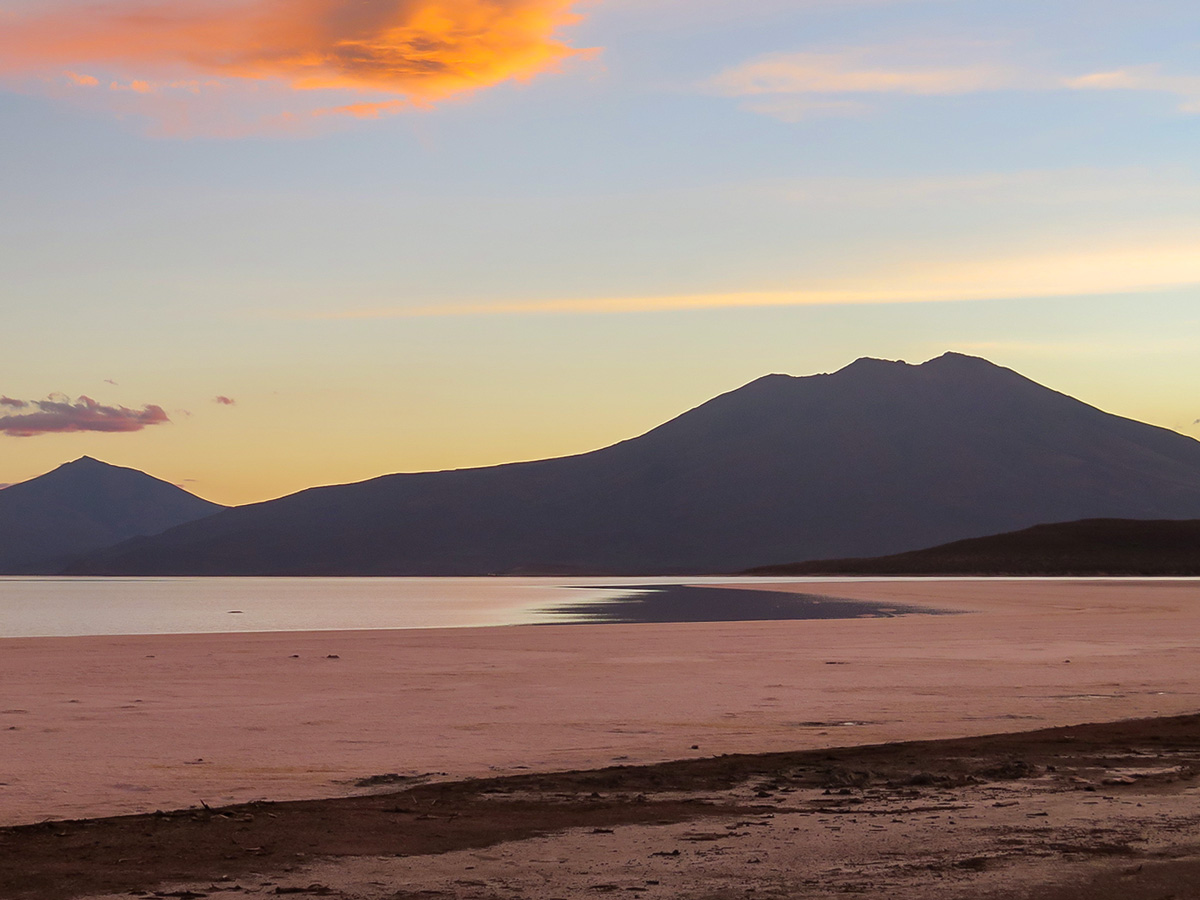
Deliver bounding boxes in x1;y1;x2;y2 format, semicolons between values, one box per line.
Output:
0;575;1184;638
0;576;616;637
0;575;830;637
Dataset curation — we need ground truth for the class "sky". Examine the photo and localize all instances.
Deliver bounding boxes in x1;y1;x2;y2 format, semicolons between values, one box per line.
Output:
2;0;1199;505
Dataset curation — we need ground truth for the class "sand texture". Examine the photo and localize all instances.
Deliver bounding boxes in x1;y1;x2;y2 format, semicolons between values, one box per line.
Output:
3;579;1200;827
5;714;1200;900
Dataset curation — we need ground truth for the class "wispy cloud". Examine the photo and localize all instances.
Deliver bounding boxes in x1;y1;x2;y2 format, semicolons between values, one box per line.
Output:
0;396;29;409
213;395;236;406
0;0;593;135
1067;66;1200;113
714;46;1200;121
711;51;1011;98
291;240;1200;319
709;47;1026;119
63;70;98;87
0;395;170;437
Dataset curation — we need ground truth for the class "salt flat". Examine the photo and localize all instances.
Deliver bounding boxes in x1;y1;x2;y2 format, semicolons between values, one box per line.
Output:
2;579;1199;826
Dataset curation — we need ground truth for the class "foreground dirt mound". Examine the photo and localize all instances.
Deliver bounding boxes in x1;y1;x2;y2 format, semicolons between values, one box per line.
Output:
4;713;1200;900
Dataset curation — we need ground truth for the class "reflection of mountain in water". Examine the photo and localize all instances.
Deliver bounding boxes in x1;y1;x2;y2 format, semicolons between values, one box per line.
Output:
546;585;954;625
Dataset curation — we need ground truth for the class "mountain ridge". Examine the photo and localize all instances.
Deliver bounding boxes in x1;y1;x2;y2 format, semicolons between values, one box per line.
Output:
64;352;1200;576
0;456;225;574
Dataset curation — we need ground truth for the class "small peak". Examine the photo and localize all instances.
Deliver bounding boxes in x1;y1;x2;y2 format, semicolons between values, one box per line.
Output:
67;455;105;466
836;356;910;375
51;456;114;475
923;351;993;367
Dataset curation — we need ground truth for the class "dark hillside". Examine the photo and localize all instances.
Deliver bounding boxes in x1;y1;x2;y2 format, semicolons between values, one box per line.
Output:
747;518;1200;576
0;457;223;573
68;353;1200;575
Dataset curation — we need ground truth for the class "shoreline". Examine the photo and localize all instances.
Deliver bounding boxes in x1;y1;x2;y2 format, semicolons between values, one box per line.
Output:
4;573;1195;643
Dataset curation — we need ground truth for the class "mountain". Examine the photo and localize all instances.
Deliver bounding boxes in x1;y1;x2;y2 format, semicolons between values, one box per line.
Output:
67;352;1200;576
0;457;225;574
745;518;1200;576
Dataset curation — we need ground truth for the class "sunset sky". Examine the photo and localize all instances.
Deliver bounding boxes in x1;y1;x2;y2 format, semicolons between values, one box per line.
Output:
3;0;1199;504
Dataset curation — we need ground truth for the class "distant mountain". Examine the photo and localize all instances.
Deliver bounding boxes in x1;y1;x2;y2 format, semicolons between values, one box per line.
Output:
68;353;1200;576
0;457;224;574
746;518;1200;576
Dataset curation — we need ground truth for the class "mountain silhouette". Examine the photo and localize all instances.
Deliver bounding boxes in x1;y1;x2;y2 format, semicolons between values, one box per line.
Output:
67;353;1200;575
746;518;1200;576
0;457;224;573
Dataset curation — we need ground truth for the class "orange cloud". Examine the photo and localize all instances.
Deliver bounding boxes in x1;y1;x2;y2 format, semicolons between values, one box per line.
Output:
110;79;153;93
313;99;410;119
64;70;99;86
0;0;591;131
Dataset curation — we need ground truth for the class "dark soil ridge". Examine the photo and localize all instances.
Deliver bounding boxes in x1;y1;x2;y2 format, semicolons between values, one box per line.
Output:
747;517;1200;576
3;712;1200;900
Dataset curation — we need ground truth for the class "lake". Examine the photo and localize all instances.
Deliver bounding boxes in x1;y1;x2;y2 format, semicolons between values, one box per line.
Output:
0;575;971;638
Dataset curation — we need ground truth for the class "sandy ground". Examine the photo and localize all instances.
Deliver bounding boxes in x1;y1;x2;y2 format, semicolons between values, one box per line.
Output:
3;579;1200;826
6;714;1200;900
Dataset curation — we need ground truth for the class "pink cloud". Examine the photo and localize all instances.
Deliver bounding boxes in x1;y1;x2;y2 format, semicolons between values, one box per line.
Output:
0;395;170;437
0;396;29;408
213;395;236;406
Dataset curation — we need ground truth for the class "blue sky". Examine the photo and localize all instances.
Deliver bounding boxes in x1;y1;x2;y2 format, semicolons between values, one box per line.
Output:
1;0;1198;502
